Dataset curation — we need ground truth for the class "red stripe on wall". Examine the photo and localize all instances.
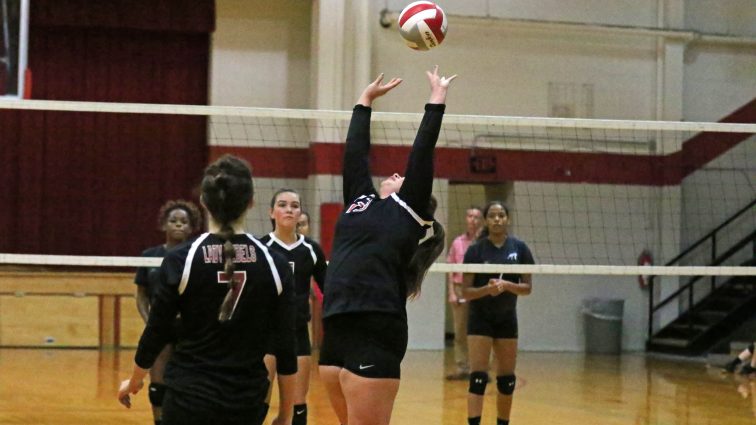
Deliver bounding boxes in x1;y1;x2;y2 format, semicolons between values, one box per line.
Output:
308;144;679;186
679;98;756;176
210;146;310;178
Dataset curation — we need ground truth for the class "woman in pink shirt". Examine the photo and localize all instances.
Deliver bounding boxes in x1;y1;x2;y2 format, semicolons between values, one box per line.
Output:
445;206;482;380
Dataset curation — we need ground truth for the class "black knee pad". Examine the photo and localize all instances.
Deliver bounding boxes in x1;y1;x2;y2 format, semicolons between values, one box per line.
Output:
148;383;167;407
496;374;516;395
748;343;754;354
468;371;489;395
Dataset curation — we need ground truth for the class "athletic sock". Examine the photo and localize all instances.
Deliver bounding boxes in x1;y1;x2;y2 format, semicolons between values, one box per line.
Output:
468;417;481;425
293;403;307;425
496;419;510;425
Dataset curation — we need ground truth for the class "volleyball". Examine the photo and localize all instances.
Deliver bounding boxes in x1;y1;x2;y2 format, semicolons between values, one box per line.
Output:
398;2;447;51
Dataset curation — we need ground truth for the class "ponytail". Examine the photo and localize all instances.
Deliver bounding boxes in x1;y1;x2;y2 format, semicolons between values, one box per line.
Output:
405;221;445;298
405;194;444;298
200;155;254;322
217;223;238;322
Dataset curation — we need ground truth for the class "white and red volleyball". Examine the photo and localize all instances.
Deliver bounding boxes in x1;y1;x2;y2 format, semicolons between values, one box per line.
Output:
398;2;447;51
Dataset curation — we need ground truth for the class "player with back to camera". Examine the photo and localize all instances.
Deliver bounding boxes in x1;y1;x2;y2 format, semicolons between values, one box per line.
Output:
462;201;534;425
261;189;328;425
318;65;455;425
118;155;298;425
134;199;201;425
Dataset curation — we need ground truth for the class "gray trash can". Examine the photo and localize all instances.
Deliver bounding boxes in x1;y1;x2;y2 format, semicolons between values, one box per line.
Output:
582;298;624;354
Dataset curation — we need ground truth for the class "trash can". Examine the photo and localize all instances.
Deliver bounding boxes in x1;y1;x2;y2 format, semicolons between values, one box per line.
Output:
582;298;624;354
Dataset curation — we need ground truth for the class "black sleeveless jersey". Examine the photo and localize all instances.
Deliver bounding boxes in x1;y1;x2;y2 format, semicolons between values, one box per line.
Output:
323;103;445;319
134;232;296;411
464;236;535;318
260;233;327;325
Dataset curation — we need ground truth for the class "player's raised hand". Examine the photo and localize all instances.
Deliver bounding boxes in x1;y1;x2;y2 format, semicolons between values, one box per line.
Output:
427;65;457;104
358;73;403;107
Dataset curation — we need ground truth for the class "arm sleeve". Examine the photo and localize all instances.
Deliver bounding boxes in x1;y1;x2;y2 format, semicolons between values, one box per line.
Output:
311;241;328;293
343;105;377;204
272;256;298;375
134;253;182;369
398;103;446;217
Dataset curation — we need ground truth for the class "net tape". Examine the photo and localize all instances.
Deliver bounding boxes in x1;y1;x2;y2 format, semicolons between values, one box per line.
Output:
1;253;753;277
1;99;755;133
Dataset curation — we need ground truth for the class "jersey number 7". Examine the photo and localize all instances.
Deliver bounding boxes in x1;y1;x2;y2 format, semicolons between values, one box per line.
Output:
217;271;248;320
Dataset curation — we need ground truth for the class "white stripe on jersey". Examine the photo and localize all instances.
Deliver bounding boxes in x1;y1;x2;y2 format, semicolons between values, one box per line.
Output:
178;232;211;295
247;234;283;295
391;192;433;244
300;238;318;264
267;232;318;264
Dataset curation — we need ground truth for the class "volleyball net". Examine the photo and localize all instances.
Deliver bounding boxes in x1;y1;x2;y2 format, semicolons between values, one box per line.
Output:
0;99;754;344
1;99;753;268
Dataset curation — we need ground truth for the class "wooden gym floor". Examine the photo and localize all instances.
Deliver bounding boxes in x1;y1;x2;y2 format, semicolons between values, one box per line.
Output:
0;348;754;425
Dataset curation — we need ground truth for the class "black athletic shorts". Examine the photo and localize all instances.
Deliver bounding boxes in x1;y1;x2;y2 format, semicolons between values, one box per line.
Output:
319;312;408;379
162;389;267;425
467;308;518;339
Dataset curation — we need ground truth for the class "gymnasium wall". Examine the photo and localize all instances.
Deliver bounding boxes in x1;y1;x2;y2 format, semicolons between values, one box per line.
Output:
211;0;312;108
680;138;755;258
209;0;755;352
372;11;658;119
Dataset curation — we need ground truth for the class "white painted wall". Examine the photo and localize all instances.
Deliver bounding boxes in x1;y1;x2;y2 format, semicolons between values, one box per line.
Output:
372;17;658;118
211;0;312;108
211;0;755;123
683;43;756;122
386;0;660;27
685;0;756;36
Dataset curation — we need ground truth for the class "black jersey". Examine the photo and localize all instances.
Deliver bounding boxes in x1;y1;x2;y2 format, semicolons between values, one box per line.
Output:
134;244;168;303
134;232;297;412
260;233;327;325
323;103;445;319
464;237;535;318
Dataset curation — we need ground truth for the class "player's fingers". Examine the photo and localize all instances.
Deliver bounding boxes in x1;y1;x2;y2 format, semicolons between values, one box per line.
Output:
387;77;403;87
118;394;131;408
372;73;385;85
